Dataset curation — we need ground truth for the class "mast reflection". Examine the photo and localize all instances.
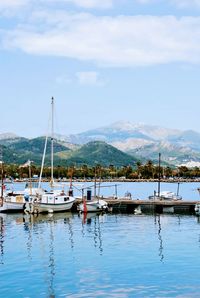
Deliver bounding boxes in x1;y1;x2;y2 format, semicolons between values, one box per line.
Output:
23;214;33;259
22;212;74;297
155;215;164;262
81;212;104;255
0;215;4;264
48;221;55;298
64;216;74;250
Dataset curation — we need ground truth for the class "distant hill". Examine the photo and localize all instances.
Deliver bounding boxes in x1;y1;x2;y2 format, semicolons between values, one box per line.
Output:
62;141;137;167
0;137;137;167
6;137;69;155
0;137;71;166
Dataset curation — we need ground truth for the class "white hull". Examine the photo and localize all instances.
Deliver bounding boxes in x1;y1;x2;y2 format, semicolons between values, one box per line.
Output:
0;201;24;212
149;191;182;201
78;199;108;213
34;201;74;213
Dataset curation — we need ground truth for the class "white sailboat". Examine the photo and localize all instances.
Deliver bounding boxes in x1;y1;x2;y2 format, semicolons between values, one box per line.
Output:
33;97;75;213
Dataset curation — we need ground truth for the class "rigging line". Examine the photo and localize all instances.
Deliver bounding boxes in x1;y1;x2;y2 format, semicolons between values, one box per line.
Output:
74;183;121;193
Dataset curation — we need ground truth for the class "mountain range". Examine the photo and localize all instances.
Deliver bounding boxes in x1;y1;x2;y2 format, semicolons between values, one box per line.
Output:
1;121;200;167
55;121;200;166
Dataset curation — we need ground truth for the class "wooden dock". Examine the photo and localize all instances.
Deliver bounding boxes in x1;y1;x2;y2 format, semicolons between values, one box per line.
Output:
105;199;199;214
74;198;200;214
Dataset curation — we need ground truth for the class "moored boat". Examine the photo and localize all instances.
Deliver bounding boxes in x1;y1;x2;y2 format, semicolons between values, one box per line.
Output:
149;190;182;201
33;190;75;213
148;153;182;201
78;197;108;213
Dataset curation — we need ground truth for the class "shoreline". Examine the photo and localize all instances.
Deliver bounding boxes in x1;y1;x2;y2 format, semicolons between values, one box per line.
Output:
9;178;200;183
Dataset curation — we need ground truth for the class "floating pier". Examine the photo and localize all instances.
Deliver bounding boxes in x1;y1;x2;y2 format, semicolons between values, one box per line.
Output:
74;198;199;214
105;199;198;214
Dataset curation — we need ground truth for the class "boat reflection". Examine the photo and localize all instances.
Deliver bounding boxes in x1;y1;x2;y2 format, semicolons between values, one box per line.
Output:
80;212;105;255
0;214;5;264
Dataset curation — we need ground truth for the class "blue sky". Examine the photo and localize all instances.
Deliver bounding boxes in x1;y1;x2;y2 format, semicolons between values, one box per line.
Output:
1;0;200;137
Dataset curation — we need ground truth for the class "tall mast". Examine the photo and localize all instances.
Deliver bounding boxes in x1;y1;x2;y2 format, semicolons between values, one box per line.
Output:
0;147;4;206
28;160;32;196
94;167;97;198
50;97;54;188
158;152;161;198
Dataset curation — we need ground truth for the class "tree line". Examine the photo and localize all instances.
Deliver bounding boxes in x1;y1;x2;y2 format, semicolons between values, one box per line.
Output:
2;161;200;180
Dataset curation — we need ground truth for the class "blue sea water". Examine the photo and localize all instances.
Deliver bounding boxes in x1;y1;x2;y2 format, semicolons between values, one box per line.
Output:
7;181;200;201
1;211;200;297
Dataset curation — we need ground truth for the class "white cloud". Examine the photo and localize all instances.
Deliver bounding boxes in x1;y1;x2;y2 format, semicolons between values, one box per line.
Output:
0;0;28;9
76;71;106;85
0;0;113;13
136;0;200;7
2;13;200;67
171;0;200;8
66;0;113;9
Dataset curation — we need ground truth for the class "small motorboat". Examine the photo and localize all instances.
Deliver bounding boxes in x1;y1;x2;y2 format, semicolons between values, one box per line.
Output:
78;197;108;213
149;191;182;201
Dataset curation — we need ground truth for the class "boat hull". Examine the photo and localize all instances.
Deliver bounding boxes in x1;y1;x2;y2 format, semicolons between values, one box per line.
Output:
34;201;75;213
78;199;108;213
0;201;24;212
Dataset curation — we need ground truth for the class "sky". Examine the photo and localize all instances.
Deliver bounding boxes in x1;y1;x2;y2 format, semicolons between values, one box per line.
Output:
1;0;200;138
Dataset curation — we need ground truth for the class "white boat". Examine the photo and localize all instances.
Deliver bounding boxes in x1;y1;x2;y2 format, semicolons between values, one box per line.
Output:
0;165;45;213
0;154;34;213
149;191;182;201
0;186;42;213
78;182;108;213
78;197;108;213
32;97;75;214
148;154;182;201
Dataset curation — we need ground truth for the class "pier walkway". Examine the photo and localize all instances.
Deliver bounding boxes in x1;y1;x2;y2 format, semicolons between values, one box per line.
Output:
74;198;199;214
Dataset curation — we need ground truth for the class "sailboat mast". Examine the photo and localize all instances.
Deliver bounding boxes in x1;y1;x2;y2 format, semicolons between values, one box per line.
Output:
28;160;32;196
0;148;4;205
1;163;3;199
158;152;161;197
50;97;54;188
177;182;180;196
94;167;97;198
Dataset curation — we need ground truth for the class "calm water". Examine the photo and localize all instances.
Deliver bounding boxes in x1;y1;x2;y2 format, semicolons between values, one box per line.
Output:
1;212;200;297
9;181;200;201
